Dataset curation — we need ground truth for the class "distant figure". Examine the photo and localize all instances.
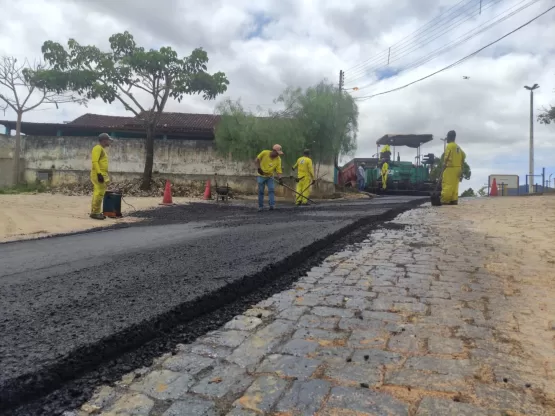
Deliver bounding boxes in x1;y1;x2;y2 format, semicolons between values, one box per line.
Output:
292;149;315;206
381;161;389;190
440;130;466;205
90;133;113;220
357;163;366;191
255;144;284;211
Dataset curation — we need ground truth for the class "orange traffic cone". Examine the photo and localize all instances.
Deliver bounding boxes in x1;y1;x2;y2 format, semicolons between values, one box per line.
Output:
490;178;498;196
203;180;212;200
160;180;174;205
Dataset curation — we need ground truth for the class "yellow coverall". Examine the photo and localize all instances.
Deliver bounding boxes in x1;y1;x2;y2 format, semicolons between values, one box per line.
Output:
381;162;389;190
293;156;314;205
440;142;466;204
380;144;391;154
90;144;109;215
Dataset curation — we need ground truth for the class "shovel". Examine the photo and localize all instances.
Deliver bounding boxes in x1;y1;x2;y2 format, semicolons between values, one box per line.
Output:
430;165;446;206
273;177;317;204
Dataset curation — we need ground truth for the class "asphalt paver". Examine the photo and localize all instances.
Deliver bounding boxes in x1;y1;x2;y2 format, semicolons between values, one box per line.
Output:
0;196;424;414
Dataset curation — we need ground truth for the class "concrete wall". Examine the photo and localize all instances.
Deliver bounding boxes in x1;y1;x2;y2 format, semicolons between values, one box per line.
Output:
0;135;335;196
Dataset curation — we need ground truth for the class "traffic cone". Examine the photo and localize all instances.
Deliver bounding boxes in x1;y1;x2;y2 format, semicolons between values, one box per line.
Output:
490;178;498;196
159;180;174;205
203;180;212;200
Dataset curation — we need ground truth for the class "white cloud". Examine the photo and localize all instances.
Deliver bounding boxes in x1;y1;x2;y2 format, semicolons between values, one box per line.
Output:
0;0;554;193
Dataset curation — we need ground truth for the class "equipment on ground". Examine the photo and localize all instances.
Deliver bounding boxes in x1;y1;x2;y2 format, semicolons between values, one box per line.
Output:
103;191;123;218
214;176;231;203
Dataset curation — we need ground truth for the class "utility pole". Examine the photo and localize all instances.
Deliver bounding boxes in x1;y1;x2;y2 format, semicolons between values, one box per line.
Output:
338;70;344;93
524;84;539;194
334;70;344;184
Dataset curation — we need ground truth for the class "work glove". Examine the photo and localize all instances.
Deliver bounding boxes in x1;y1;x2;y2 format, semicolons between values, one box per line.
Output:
257;168;264;176
97;173;104;183
295;177;300;183
311;180;316;185
278;178;284;185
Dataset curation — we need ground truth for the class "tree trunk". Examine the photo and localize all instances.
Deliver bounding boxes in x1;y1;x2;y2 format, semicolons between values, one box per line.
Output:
140;125;155;190
12;111;23;186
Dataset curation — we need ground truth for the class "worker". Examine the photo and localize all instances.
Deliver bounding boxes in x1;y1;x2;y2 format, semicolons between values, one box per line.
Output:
292;149;315;206
255;144;284;211
357;162;366;191
380;144;391;162
90;133;113;220
441;130;466;205
381;161;389;190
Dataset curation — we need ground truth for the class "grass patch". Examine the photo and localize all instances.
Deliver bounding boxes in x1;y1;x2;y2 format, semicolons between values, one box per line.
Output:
0;182;49;195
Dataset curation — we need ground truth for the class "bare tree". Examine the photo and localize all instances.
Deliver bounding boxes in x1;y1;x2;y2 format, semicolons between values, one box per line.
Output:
0;56;87;185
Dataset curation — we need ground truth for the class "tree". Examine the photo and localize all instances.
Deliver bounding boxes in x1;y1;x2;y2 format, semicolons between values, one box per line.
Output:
538;105;554;124
477;186;488;197
215;80;358;177
430;153;471;182
460;188;476;198
38;31;229;189
0;56;86;184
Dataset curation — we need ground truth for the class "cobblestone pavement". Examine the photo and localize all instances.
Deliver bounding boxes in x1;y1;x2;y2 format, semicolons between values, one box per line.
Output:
72;197;555;416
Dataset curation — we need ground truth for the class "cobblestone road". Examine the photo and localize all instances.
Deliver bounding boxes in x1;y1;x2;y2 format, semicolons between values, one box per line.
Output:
73;197;555;416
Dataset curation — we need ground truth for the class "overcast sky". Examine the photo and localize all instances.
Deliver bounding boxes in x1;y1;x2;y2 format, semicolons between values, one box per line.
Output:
1;0;554;192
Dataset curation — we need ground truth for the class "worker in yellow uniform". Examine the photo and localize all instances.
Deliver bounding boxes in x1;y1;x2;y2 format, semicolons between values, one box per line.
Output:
292;149;315;206
381;161;389;190
90;133;113;220
441;130;466;205
255;144;283;211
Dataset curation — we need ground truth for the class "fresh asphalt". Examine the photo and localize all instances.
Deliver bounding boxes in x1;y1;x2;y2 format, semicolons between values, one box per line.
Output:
0;196;426;414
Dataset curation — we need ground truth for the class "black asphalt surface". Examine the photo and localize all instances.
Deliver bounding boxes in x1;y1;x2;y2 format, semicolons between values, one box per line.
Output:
0;196;425;414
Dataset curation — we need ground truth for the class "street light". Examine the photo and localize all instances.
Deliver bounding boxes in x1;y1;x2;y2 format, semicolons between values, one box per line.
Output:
524;83;539;194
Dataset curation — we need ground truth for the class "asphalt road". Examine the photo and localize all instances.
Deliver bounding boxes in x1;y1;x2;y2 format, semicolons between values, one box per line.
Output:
0;196;425;411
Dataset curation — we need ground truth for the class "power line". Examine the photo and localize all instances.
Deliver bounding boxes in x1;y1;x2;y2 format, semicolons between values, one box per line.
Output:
353;4;555;101
345;0;506;84
344;0;481;73
351;0;540;92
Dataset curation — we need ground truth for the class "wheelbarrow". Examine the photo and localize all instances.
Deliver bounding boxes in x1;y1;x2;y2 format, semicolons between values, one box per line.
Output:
214;177;232;203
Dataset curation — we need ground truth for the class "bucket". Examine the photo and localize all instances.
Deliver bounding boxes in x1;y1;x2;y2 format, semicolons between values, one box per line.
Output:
103;191;123;218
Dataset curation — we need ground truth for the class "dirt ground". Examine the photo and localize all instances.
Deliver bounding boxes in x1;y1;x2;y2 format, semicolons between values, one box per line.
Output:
453;195;555;395
0;193;197;243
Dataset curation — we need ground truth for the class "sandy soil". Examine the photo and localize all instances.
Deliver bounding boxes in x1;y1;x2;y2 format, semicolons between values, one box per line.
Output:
454;195;555;393
0;193;197;243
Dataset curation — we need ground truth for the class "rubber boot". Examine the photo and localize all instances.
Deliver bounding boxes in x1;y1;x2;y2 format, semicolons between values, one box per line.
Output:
90;213;106;220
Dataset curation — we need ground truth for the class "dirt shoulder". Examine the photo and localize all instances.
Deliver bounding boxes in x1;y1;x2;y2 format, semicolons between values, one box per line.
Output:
0;194;196;243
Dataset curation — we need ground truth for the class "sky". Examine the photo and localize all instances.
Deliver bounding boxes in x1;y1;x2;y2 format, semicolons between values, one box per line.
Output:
0;0;554;193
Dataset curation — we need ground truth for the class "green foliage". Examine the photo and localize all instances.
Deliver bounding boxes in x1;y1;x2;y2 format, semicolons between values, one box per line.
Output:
215;80;358;174
0;181;48;195
538;105;555;125
36;31;229;188
430;152;471;182
460;188;476;198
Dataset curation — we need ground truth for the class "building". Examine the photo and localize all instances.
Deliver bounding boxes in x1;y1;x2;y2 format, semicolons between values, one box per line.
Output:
0;112;335;195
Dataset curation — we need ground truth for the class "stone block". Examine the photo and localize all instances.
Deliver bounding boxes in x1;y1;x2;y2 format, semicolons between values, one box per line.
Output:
416;397;503;416
348;329;387;349
311;306;354;318
224;315;263;331
257;354;321;380
385;370;469;393
244;308;274;319
351;349;403;366
404;357;477;376
279;339;319;357
275;380;331;415
233;375;289;413
105;393;153;416
293;328;349;345
129;370;194;400
191;343;233;359
191;364;254;399
320;386;409;416
428;336;465;354
298;314;340;330
201;330;250;349
162;353;214;374
163;396;218;416
324;363;381;385
277;306;309;321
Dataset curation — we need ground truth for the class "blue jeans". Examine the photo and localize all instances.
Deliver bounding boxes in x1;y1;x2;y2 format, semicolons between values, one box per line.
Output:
357;178;365;191
257;176;275;208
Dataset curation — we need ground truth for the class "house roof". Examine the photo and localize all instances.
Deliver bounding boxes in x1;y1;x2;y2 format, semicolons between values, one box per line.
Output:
0;111;221;136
